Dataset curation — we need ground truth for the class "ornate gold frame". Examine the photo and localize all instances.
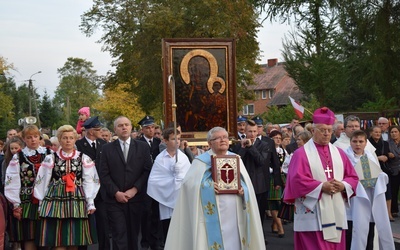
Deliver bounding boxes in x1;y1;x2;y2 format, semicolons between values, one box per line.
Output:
162;38;237;143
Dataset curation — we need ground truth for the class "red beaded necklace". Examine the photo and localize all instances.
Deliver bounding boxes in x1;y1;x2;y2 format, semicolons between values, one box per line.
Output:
59;149;76;173
58;149;76;161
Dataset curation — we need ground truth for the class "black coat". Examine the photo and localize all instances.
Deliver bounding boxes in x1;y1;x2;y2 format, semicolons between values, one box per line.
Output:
286;141;298;155
139;136;161;162
75;137;107;167
233;138;282;194
369;137;390;173
75;137;108;200
100;138;152;203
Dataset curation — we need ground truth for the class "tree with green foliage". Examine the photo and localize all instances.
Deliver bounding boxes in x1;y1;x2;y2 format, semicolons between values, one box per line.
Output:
53;57;101;125
80;0;261;115
263;95;320;124
0;92;15;138
0;56;17;135
253;0;400;112
39;91;62;129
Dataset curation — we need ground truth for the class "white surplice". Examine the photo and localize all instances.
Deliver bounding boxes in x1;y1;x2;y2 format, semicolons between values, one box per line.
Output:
147;149;191;220
164;150;265;250
345;147;395;250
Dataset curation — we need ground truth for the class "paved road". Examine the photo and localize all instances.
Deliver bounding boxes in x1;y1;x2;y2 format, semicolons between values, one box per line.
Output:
7;209;400;250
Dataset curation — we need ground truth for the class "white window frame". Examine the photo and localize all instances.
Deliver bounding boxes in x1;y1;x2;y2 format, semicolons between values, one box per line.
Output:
269;89;274;99
243;104;255;115
262;90;267;99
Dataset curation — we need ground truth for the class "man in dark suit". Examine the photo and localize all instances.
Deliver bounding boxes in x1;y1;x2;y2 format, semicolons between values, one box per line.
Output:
237;115;247;139
138;116;163;250
75;116;110;250
138;116;161;161
100;116;152;250
232;120;282;227
252;116;270;143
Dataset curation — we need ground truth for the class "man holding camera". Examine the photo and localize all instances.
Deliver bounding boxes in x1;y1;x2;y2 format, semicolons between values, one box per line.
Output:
232;120;282;228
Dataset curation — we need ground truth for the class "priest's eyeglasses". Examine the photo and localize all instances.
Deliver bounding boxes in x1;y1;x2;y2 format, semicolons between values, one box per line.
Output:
210;135;229;142
314;127;333;134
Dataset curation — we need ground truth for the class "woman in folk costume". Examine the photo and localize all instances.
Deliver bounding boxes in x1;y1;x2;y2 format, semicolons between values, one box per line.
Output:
34;125;100;250
267;129;286;238
5;125;52;250
284;107;359;250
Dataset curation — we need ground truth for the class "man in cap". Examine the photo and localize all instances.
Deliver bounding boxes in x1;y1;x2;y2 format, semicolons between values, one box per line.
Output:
284;107;359;249
237;115;247;139
251;116;275;145
138;115;163;250
252;116;266;140
138;116;161;161
75;116;111;250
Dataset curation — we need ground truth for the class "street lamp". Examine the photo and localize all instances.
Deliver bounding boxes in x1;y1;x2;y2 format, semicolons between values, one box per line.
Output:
27;71;42;116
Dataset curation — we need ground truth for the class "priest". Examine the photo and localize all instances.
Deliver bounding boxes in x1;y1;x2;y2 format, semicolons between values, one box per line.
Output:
284;107;359;250
164;127;265;250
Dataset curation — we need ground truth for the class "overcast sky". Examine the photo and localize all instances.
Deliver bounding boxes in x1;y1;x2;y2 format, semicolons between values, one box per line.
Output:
1;0;290;97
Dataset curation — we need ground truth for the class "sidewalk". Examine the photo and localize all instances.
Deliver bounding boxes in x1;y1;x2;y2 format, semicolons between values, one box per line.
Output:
390;216;400;248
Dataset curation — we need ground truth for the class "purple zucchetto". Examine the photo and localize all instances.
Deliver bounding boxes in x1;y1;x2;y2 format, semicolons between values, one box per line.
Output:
312;107;335;125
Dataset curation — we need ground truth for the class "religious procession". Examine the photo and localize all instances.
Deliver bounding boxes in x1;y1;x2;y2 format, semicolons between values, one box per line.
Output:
2;35;400;250
1;104;400;250
4;0;400;248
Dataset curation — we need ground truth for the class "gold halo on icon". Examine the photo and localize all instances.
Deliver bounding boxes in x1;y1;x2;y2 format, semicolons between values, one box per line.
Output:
180;49;226;94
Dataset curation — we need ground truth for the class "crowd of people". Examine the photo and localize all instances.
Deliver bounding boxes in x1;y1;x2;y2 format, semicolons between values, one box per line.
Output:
0;106;398;250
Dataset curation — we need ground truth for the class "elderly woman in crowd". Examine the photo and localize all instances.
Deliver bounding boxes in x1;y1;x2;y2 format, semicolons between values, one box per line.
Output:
388;125;400;218
34;125;100;250
5;125;52;250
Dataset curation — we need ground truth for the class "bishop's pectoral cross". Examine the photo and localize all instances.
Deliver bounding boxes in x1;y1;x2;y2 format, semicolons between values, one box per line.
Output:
324;166;333;178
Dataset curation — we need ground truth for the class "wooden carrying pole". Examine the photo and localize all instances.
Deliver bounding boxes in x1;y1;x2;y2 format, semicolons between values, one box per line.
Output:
168;75;178;163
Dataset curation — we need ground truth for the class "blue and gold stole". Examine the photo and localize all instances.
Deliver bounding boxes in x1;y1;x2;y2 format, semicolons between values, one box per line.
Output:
197;152;250;250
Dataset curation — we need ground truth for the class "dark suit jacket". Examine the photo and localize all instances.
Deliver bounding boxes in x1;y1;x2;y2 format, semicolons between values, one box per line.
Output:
76;137;107;200
100;138;152;203
233;138;282;194
139;137;161;162
75;137;107;167
286;141;298;155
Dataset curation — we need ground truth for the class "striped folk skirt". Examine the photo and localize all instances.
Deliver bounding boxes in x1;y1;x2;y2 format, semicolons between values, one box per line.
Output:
36;181;97;246
36;216;97;246
8;193;39;242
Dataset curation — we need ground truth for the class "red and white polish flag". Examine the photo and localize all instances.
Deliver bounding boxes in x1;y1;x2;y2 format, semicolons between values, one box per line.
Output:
289;96;304;119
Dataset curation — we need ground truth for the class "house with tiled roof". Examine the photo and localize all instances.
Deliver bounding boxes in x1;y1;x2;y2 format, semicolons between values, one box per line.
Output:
239;58;303;116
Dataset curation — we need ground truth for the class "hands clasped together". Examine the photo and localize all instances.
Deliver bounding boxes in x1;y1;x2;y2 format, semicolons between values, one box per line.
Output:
115;187;138;203
322;179;345;195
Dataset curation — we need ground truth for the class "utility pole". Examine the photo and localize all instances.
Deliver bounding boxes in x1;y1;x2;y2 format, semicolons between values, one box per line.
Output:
27;71;42;117
28;79;32;116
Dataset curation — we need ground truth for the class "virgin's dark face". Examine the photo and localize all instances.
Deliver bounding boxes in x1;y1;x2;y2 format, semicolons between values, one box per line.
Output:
189;56;210;85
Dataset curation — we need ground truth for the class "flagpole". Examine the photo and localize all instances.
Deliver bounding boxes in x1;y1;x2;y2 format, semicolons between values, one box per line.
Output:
304;107;313;115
